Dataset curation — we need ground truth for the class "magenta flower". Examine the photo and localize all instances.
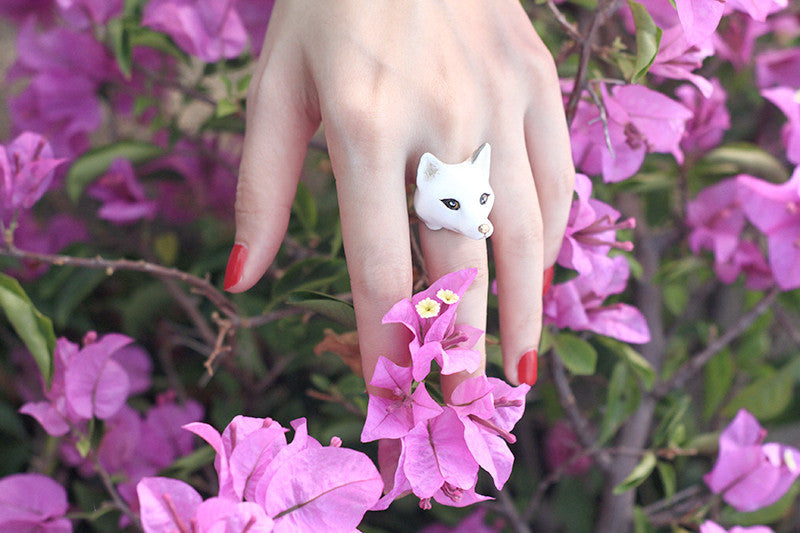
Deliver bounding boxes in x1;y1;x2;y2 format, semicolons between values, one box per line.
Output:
677;79;731;155
544;255;650;344
235;0;276;53
56;0;123;29
88;158;158;224
687;177;747;272
726;0;788;23
704;409;800;512
544;421;593;476
674;0;727;46
419;507;502;533
570;84;693;182
713;13;771;70
0;473;72;532
0;131;65;223
737;168;800;289
756;48;800;89
8;211;87;280
361;356;443;442
558;173;635;277
649;25;714;98
0;0;56;23
700;521;774;533
761;86;800;165
142;0;248;62
383;268;482;381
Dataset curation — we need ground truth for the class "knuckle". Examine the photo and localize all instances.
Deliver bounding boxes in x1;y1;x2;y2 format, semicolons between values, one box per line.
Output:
348;248;412;306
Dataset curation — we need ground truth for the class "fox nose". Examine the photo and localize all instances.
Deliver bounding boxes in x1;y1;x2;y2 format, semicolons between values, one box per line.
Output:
478;223;491;236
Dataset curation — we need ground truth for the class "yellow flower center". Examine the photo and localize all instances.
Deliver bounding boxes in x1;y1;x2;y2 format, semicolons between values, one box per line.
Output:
436;289;459;304
416;297;441;318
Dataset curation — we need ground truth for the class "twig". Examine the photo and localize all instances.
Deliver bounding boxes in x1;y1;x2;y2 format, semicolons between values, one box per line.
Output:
653;286;780;398
0;244;236;317
92;455;142;530
549;354;613;471
492;487;531;533
545;0;582;42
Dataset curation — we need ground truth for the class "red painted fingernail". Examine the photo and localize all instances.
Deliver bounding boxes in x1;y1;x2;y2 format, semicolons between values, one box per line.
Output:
543;266;555;296
517;349;538;386
224;243;247;291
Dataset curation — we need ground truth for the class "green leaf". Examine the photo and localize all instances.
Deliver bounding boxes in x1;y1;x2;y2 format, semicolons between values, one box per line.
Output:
598;337;655;390
286;290;357;329
53;268;106;329
723;356;800;420
652;395;690;447
271;256;347;301
292;182;318;234
0;273;56;386
704;348;734;420
633;506;656;533
598;363;641;444
107;18;132;78
552;333;597;375
656;461;676;500
66;141;164;201
215;98;240;118
161;445;216;476
128;25;188;61
613;451;657;494
700;143;789;184
627;1;663;82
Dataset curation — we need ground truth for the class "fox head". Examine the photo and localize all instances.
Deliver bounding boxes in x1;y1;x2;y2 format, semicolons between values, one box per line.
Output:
414;143;494;240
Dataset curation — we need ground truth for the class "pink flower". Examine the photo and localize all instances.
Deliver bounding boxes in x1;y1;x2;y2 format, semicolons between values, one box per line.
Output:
382;268;482;381
713;13;771;70
0;0;56;23
142;0;248;63
700;521;774;533
737;167;800;289
677;79;731;155
235;0;276;54
0;131;65;223
419;507;503;533
0;473;71;532
649;25;714;98
361;357;442;442
704;410;800;512
756;48;800;89
88;158;158;225
55;0;123;29
725;0;788;23
8;211;87;280
687;178;746;269
570;84;693;182
674;0;727;46
544;421;593;476
761;87;800;165
544;255;650;344
557;173;635;277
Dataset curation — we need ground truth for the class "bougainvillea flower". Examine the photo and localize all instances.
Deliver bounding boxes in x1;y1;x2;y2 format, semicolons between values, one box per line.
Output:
0;131;65;222
544;255;650;344
761;87;800;165
677;79;731;155
558;173;635;277
687;177;747;268
700;521;775;533
727;0;788;23
137;476;204;532
570;84;693;182
650;26;714;98
142;0;248;62
704;409;800;512
56;0;123;29
88;158;158;224
193;497;273;532
361;357;442;442
675;0;727;46
737;168;800;289
713;240;773;290
235;0;275;53
756;48;800;89
0;473;72;532
0;0;56;23
544;421;593;476
713;13;771;70
383;268;481;381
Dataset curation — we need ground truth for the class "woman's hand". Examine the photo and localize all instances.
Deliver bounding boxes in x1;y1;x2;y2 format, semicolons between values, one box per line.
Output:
224;0;574;392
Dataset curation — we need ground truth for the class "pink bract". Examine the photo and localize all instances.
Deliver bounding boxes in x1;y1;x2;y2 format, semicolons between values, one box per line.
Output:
704;409;800;512
0;473;71;531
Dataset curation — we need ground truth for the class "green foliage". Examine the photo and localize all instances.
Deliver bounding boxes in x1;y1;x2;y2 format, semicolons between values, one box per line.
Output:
66;141;164;201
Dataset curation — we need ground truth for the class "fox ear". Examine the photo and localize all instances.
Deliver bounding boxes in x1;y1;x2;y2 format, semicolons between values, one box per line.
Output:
417;152;443;186
470;143;491;176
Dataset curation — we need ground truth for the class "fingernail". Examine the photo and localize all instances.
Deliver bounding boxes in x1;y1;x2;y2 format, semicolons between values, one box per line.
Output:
224;243;247;291
517;349;538;386
543;266;555;296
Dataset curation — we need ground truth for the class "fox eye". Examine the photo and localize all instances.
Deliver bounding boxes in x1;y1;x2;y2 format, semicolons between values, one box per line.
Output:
480;193;490;205
441;198;460;210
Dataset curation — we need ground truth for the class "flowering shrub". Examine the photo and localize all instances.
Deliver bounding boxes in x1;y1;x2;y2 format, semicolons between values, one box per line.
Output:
0;0;799;531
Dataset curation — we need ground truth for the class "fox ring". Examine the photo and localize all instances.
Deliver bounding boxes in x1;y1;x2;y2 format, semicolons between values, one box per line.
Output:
413;143;495;240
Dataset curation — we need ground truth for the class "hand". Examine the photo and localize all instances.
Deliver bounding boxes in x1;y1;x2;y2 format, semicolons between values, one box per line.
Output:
224;0;574;391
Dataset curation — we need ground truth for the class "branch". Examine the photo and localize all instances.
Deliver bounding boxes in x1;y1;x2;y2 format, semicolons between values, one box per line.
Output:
0;244;236;317
548;354;614;471
653;286;780;398
544;0;582;42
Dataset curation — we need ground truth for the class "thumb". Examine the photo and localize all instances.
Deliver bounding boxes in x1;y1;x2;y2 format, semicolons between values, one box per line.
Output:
224;55;319;292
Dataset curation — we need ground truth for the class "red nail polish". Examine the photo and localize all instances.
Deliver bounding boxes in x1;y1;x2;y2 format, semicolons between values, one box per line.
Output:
543;266;555;296
517;349;538;385
224;243;247;291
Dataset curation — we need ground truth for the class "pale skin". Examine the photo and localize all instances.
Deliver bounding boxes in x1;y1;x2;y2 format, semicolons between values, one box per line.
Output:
225;0;575;394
